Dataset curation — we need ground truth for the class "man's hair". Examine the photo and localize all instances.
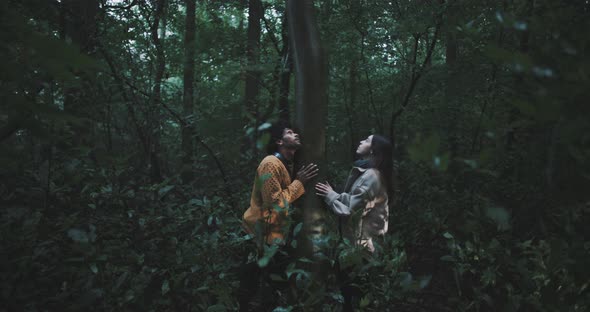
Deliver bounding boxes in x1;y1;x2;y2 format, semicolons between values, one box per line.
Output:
266;121;292;154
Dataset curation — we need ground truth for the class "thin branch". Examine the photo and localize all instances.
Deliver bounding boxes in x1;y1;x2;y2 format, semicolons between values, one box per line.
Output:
261;12;281;54
103;0;139;10
159;102;235;210
389;21;441;139
0;113;30;143
99;44;150;154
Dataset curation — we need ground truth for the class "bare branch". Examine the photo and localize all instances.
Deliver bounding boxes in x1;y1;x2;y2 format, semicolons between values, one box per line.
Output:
102;0;139;10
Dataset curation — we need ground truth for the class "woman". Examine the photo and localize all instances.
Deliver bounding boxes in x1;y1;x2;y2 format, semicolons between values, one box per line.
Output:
315;134;393;253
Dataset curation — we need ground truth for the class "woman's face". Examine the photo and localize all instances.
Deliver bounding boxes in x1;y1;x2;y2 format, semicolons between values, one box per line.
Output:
356;135;373;156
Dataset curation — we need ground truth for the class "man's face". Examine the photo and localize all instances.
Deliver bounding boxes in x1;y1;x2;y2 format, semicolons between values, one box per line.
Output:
278;128;301;149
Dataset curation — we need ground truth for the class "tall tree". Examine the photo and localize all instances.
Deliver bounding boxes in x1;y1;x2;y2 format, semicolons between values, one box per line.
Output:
60;0;99;116
277;11;293;123
287;0;328;256
244;0;263;159
182;0;196;183
444;0;460;155
148;0;168;183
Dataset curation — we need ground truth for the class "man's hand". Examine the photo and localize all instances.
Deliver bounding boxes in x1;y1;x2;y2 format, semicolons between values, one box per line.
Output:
296;163;319;184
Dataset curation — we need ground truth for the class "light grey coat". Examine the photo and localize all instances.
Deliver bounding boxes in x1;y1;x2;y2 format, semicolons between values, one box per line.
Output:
324;167;389;252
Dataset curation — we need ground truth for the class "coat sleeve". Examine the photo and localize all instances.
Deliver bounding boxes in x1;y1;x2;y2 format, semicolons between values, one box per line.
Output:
259;161;305;212
324;170;377;216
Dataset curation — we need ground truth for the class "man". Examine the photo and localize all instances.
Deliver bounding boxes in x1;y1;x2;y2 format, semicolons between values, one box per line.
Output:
239;123;317;311
242;124;318;247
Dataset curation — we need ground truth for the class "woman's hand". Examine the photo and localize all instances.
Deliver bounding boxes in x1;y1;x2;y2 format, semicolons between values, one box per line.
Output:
315;181;333;197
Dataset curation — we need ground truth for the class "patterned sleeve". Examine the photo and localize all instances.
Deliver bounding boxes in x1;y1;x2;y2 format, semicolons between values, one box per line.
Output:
259;161;305;212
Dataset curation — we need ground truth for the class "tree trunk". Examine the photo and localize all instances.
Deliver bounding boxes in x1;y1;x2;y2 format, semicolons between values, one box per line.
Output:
278;12;292;124
445;0;460;156
346;57;358;159
287;0;328;259
182;0;196;184
149;0;167;183
61;0;99;114
244;0;263;158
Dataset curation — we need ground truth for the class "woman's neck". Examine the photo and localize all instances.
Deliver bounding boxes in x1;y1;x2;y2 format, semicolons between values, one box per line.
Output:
361;155;372;161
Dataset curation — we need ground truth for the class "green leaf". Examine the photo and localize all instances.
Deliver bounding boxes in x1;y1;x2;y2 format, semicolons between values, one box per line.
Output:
161;279;170;295
511;99;536;117
443;232;454;239
408;134;441;162
398;272;413;289
359;296;370;308
89;263;98;274
463;159;478;169
255;173;272;190
293;222;303;237
286;268;308;279
258;122;272;131
419;275;432;289
189;198;204;206
158;185;174;198
433;152;450;171
256;132;271;151
207;304;226;312
440;255;455;262
257;244;279;268
269;274;285;281
67;228;89;243
485;206;510;231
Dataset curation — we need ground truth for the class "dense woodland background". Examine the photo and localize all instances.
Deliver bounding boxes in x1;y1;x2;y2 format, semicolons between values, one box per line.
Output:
1;0;589;311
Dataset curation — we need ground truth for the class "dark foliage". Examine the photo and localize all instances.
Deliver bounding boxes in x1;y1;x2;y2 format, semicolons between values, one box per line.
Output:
1;0;589;311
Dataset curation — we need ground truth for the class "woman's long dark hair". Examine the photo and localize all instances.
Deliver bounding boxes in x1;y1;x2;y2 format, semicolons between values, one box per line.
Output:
369;134;394;198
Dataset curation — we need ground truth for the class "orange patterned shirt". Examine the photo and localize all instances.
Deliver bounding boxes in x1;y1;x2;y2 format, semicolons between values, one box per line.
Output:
242;155;305;245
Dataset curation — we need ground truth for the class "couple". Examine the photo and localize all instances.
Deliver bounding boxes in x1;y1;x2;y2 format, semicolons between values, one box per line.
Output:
242;123;392;253
239;123;392;310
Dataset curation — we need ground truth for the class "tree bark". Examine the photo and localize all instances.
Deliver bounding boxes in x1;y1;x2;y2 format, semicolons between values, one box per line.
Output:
445;0;459;156
346;57;358;158
287;0;328;258
244;0;263;159
182;0;196;184
60;0;99;114
149;0;167;183
278;12;292;124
